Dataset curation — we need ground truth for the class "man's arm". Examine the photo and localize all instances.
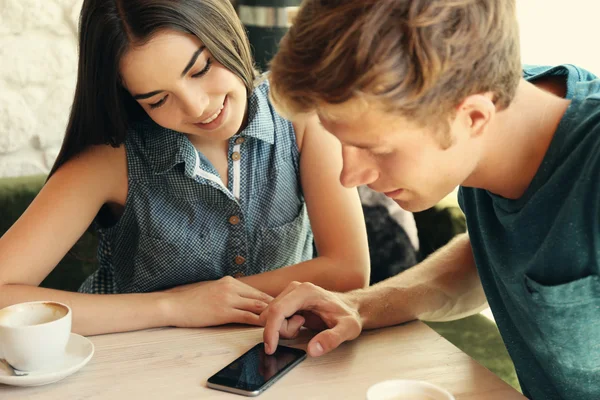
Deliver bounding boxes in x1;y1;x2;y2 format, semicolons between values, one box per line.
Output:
356;232;487;329
261;233;488;356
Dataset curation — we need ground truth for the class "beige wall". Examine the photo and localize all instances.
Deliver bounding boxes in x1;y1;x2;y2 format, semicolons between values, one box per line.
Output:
517;0;600;73
0;0;82;178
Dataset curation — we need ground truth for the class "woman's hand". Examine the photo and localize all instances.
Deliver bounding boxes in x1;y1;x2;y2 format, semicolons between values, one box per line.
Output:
164;276;274;327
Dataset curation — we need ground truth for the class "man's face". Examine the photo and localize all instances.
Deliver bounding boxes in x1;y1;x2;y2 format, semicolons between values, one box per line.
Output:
318;102;481;212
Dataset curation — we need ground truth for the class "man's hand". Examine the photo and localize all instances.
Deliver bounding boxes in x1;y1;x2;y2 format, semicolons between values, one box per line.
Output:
260;282;363;357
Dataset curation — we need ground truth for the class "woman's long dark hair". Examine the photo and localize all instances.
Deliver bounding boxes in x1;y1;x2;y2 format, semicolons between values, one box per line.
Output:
48;0;255;178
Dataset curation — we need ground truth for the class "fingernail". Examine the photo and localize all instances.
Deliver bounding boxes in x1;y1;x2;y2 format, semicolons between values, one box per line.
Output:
264;343;270;354
313;342;323;356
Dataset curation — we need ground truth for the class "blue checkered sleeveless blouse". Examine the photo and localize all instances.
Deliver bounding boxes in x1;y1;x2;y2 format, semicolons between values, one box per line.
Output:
79;81;314;294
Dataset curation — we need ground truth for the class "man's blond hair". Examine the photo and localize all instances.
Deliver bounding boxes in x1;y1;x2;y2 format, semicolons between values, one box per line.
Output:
269;0;521;126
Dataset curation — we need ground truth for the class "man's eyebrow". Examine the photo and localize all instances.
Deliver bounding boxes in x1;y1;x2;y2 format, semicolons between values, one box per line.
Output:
317;116;374;149
348;142;374;150
131;47;207;100
181;46;206;77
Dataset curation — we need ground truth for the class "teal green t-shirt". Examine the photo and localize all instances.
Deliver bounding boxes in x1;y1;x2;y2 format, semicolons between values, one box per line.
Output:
459;65;600;400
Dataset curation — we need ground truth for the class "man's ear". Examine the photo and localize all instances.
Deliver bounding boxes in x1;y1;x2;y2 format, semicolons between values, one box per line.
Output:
455;93;495;138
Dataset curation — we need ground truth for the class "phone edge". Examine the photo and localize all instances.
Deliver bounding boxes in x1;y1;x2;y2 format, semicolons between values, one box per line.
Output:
206;352;308;397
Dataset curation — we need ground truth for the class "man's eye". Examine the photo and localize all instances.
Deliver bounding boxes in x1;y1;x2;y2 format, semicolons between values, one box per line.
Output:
149;95;169;109
371;148;391;156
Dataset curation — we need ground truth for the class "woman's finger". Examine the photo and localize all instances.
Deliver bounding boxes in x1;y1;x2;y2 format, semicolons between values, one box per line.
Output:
278;314;305;339
231;309;263;326
235;280;274;303
234;297;269;315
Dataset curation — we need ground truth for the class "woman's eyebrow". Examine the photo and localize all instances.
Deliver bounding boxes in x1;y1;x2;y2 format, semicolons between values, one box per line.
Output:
180;46;206;77
132;46;207;100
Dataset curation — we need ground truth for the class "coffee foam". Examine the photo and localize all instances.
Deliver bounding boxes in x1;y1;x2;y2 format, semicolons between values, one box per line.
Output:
0;302;68;327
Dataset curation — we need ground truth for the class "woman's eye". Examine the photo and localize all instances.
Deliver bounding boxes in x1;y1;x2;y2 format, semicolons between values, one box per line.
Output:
146;58;212;110
192;58;212;78
149;95;168;109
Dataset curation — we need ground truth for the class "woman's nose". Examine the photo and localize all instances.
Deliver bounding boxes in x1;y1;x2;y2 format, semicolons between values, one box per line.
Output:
180;89;209;120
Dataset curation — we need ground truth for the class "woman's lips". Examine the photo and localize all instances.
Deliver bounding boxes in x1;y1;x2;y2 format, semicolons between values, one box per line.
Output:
193;96;228;130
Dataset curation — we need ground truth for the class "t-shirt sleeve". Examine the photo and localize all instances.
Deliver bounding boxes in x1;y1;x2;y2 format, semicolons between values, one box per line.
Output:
457;186;466;213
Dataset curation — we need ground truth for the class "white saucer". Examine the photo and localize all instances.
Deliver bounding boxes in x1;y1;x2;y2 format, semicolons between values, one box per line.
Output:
367;379;455;400
0;333;94;387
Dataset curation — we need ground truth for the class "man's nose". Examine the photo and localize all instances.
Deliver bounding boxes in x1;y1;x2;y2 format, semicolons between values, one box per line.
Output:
339;146;378;188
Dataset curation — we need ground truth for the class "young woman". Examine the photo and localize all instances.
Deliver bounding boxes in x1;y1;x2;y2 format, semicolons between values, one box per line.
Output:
0;0;369;335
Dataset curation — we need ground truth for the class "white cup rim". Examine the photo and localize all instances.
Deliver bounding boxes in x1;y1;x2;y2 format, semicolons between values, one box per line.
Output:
0;301;71;328
367;379;455;400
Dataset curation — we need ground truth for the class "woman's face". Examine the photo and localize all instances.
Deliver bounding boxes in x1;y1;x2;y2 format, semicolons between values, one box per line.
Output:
120;30;248;144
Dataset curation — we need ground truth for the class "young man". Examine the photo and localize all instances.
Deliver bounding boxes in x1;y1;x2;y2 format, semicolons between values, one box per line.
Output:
259;1;600;399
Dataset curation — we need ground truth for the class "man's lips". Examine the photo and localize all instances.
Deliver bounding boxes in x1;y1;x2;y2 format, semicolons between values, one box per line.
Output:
383;189;404;198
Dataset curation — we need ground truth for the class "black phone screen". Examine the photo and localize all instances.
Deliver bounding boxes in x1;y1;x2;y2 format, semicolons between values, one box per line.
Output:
207;343;306;393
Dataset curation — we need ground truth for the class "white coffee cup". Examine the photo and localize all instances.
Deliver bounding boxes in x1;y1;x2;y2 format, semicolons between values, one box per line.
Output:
367;379;455;400
0;301;72;372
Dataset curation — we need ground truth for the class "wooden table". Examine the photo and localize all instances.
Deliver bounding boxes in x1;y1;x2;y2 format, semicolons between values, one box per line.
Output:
0;321;525;399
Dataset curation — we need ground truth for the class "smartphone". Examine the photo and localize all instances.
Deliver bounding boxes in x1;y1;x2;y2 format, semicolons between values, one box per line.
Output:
207;343;307;397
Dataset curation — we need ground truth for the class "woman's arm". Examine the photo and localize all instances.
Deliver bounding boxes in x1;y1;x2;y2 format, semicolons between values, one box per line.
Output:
0;145;271;335
240;115;370;296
